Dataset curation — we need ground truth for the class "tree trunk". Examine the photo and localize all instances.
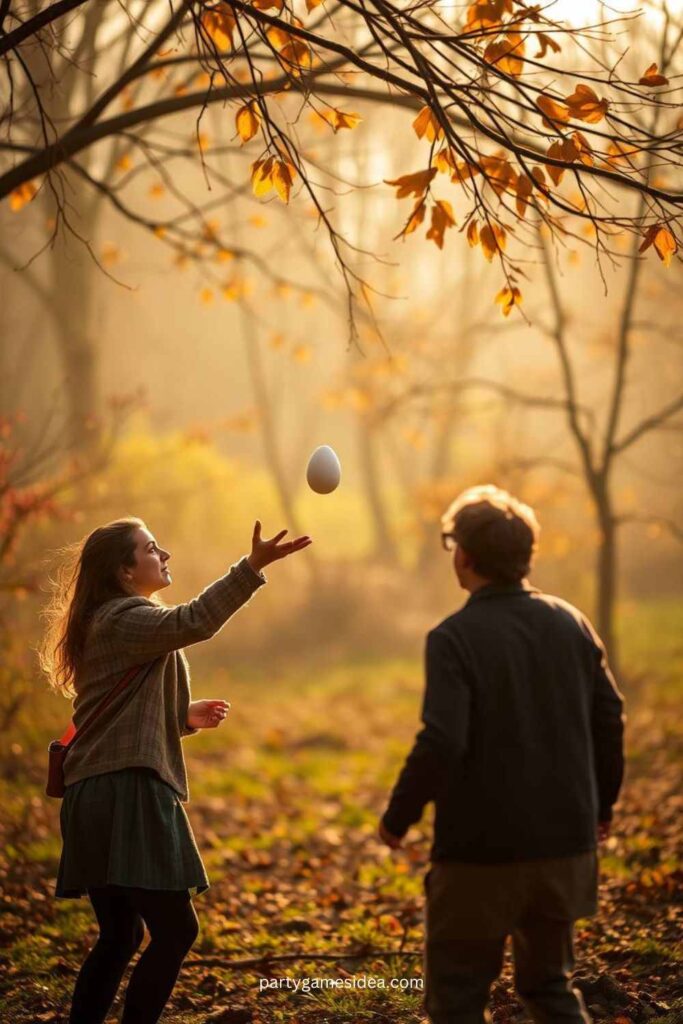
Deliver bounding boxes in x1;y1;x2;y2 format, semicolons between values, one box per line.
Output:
47;195;101;453
239;297;309;545
593;482;619;675
357;418;399;564
414;408;455;575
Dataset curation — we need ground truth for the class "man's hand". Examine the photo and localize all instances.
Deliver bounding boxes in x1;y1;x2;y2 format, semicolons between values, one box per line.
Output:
187;699;230;730
247;520;312;573
597;820;612;842
379;819;403;849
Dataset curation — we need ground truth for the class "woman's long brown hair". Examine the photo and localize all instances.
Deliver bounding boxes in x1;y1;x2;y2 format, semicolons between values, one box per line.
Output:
39;516;151;697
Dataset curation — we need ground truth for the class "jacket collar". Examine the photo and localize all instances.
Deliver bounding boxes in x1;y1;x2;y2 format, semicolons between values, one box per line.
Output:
465;579;537;605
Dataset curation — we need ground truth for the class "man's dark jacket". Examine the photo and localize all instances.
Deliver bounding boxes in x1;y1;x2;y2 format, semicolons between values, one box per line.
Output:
382;583;625;863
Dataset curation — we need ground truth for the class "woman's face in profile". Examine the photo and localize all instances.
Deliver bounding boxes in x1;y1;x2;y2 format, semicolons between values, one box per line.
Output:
119;526;172;598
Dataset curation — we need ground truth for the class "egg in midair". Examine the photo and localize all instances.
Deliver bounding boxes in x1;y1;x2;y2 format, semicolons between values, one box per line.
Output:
306;445;341;494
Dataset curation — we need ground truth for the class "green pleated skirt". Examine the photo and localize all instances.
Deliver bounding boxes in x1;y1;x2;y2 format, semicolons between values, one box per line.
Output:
55;766;209;899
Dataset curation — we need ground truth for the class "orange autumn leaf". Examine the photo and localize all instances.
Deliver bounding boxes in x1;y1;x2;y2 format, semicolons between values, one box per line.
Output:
305;0;324;9
639;224;677;267
495;284;522;316
433;147;456;174
451;160;480;184
426;199;456;248
9;181;37;211
236;102;261;142
466;0;512;31
268;22;311;75
319;108;362;133
201;4;236;49
252;0;284;9
385;167;437;198
537;94;570;131
480;222;506;261
484;32;525;77
564;84;609;124
280;38;312;74
639;63;669;87
466;219;479;247
271;159;296;202
545;138;579;185
480;153;516;196
515;174;533;217
251;155;275;197
535;32;561;59
412;105;444;143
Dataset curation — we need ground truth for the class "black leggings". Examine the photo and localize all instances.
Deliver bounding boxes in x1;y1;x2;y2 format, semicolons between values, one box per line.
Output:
68;885;199;1024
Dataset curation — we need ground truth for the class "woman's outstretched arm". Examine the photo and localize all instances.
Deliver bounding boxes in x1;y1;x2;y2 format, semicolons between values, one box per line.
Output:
95;522;312;663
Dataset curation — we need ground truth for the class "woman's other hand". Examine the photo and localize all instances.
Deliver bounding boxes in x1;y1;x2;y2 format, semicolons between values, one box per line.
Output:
187;699;230;730
247;520;312;573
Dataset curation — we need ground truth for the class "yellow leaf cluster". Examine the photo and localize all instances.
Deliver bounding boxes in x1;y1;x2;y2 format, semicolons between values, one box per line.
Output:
495;285;522;316
9;181;37;211
545;132;594;185
639;224;677;267
251;155;298;202
267;21;312;76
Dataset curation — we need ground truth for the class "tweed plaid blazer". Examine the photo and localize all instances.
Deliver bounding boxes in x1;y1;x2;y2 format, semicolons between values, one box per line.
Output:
63;555;266;801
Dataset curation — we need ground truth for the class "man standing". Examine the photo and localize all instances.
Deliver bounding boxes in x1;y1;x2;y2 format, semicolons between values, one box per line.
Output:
380;485;625;1024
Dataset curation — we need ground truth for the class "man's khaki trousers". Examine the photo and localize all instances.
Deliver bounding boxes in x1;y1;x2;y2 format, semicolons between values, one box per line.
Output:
424;850;598;1024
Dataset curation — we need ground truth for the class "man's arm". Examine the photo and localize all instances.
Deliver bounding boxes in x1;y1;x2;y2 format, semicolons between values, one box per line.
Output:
586;622;626;823
381;627;470;840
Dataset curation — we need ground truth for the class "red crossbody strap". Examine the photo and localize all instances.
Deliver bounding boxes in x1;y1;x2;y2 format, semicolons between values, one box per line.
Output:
60;663;146;749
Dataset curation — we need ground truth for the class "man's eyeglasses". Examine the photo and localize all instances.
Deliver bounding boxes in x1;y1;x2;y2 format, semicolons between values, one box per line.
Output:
441;532;457;552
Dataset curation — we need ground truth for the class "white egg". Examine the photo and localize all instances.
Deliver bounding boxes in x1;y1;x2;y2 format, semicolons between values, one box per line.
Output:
306;445;341;494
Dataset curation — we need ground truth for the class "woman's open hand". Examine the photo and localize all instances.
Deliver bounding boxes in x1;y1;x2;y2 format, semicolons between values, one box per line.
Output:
187;699;230;730
247;520;312;573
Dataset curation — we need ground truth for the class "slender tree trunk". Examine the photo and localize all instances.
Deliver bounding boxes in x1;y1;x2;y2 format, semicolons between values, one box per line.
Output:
239;301;306;539
414;410;454;575
357;418;398;564
50;229;100;451
592;477;618;673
